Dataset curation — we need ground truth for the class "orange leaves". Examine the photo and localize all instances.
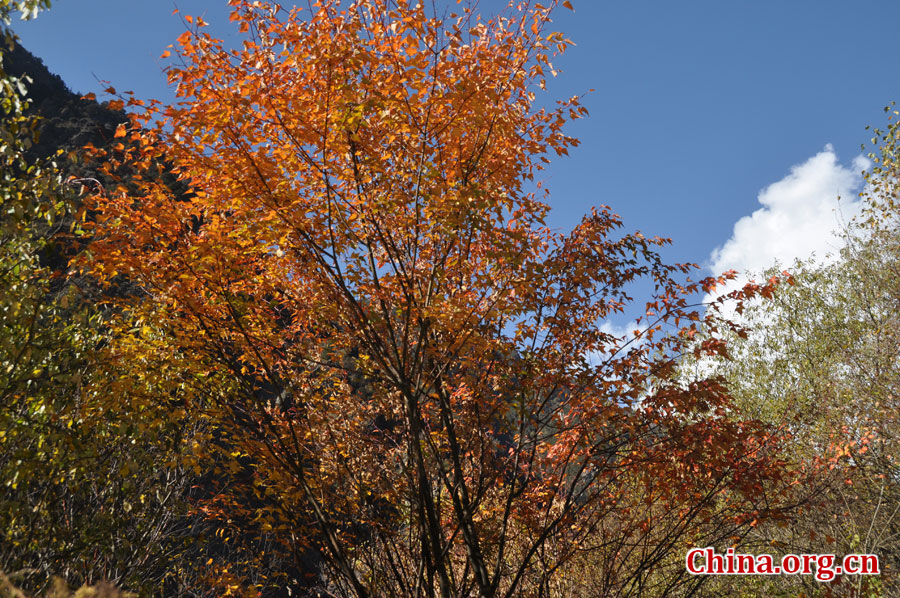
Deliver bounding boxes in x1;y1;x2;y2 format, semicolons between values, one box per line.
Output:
176;30;192;47
79;1;797;595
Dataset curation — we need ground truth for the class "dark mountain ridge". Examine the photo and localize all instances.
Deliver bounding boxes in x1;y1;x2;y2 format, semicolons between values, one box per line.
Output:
1;41;127;162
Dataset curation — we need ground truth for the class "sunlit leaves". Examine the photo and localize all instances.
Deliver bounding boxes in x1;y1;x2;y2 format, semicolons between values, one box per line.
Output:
85;1;792;596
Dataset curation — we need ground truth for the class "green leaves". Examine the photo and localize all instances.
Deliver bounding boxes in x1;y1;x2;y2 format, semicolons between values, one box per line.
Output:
699;113;900;598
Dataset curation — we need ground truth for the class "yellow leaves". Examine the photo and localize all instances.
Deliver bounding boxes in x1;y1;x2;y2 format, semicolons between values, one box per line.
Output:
562;0;574;10
114;123;127;138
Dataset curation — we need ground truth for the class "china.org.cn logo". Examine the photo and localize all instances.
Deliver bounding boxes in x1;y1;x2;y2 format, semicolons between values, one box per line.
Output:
686;547;880;582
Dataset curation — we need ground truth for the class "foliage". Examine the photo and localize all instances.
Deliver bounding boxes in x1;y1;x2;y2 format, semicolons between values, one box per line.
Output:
85;1;793;596
0;1;50;27
1;569;132;598
0;8;225;597
699;106;900;598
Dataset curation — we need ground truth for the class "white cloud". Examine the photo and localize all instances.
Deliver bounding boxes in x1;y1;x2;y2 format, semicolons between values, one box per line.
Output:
599;319;640;340
706;146;869;305
675;147;870;382
601;146;869;371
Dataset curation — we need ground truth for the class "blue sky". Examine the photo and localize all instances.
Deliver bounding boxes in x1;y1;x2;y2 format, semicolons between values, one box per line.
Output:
14;0;900;323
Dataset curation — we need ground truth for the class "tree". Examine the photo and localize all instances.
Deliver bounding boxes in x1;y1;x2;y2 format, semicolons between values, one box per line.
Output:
0;7;227;596
86;1;791;596
699;106;900;598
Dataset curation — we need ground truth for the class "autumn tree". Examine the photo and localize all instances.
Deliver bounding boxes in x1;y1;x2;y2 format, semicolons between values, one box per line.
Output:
697;107;900;598
87;1;791;596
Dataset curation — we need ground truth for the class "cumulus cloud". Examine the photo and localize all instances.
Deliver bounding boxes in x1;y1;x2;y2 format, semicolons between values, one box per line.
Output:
707;146;869;303
598;146;868;366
